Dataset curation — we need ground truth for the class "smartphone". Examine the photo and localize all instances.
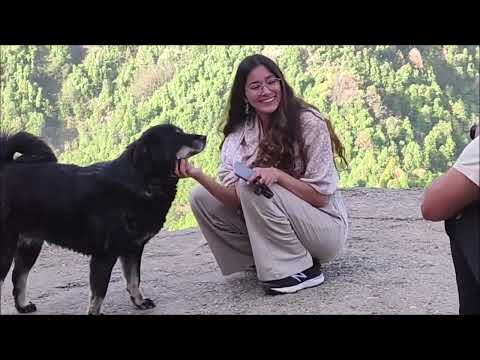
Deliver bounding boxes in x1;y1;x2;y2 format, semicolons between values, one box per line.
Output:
234;162;274;199
234;162;257;182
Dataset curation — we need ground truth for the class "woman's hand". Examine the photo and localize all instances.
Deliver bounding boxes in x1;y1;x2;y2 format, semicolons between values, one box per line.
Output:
175;159;203;179
249;167;281;186
247;166;329;207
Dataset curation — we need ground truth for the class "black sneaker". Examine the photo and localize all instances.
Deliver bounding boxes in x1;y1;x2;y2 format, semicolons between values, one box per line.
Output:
263;262;324;295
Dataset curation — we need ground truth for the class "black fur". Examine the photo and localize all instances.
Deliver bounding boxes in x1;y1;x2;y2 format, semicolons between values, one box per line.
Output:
0;124;206;314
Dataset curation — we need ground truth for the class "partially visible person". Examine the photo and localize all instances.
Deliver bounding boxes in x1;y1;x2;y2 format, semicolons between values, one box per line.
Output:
421;123;479;314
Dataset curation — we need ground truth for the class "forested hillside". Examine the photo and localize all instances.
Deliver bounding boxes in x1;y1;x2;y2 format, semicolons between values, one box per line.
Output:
1;45;478;229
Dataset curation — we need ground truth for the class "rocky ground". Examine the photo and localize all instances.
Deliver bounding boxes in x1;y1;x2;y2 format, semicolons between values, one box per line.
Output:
0;188;459;315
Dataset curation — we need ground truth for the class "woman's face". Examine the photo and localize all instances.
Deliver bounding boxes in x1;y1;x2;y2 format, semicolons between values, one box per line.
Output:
245;65;282;118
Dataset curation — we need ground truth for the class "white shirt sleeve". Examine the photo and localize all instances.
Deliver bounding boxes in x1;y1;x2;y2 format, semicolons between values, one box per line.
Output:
453;136;479;187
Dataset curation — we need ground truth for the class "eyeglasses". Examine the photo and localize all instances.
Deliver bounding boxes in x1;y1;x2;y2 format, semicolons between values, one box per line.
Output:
246;77;282;94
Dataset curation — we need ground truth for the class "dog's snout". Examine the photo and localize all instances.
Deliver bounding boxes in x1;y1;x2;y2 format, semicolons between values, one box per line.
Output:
193;136;207;151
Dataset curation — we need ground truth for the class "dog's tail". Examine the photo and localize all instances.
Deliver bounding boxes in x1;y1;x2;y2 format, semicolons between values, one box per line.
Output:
0;131;57;233
0;131;57;170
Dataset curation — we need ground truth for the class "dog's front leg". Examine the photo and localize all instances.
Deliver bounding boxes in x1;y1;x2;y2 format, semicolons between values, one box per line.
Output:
120;246;155;310
88;254;117;315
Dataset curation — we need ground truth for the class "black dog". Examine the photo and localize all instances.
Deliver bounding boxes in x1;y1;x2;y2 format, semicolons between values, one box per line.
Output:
0;124;206;314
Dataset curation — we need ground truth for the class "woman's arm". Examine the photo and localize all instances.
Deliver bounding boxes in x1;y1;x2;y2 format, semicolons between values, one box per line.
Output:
176;159;241;209
248;167;329;208
277;169;329;208
247;112;337;208
193;171;240;209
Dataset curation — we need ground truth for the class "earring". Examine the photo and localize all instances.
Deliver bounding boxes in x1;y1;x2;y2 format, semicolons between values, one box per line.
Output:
245;101;250;115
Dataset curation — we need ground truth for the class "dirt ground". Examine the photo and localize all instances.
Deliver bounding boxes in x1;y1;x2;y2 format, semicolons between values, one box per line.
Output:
0;188;459;315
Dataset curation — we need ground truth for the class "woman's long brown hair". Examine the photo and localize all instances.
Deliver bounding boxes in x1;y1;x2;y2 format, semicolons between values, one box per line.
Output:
220;54;347;177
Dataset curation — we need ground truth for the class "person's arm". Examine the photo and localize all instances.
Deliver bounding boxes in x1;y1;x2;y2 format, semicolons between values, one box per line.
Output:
277;170;329;207
193;171;240;209
421;168;479;221
176;159;241;209
422;133;480;221
248;167;328;208
248;112;337;208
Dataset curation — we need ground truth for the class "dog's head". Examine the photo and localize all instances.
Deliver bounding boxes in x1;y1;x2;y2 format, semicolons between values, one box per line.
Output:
131;124;206;178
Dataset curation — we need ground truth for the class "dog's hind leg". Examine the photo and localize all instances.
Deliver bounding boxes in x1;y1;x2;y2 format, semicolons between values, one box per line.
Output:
120;246;155;310
0;233;17;315
88;254;117;315
12;236;43;313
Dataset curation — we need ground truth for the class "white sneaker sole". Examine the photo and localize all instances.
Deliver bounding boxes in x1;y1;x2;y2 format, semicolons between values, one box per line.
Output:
268;273;325;294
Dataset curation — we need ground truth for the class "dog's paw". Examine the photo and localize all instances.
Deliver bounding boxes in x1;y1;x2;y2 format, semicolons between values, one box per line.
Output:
16;302;37;314
132;297;156;310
